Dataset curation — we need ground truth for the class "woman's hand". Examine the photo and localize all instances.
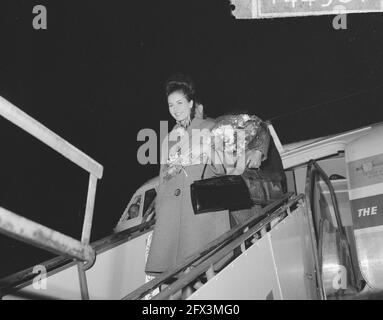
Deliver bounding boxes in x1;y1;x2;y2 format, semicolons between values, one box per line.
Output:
245;149;263;169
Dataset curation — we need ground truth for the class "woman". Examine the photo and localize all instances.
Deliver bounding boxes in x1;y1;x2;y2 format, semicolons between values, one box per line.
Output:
145;75;273;278
145;75;231;276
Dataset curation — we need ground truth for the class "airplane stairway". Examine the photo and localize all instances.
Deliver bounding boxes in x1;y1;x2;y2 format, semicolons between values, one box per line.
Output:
124;192;317;300
125;160;382;300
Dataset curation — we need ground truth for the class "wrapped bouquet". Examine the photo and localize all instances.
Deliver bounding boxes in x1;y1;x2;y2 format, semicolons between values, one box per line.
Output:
210;114;264;167
161;114;267;182
161;125;210;182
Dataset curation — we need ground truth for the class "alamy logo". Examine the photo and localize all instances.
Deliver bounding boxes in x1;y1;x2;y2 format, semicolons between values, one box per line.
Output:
136;121;247;167
32;265;47;290
32;5;47;30
332;5;347;30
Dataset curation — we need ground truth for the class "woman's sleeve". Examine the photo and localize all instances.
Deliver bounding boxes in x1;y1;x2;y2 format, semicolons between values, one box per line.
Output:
247;120;270;161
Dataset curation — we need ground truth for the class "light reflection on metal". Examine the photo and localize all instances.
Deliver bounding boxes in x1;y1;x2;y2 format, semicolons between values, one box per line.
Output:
354;226;383;290
320;219;347;295
0;206;96;265
305;160;361;299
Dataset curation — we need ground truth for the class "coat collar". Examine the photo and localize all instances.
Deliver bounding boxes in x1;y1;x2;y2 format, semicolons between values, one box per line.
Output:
174;117;205;133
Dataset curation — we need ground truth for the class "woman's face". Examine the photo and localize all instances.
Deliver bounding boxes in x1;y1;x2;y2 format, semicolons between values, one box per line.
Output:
168;90;193;122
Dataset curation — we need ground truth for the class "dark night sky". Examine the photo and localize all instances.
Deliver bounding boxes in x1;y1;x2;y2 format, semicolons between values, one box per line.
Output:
0;0;383;277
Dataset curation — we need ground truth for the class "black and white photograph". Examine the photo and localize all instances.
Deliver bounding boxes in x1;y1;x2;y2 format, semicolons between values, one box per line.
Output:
1;0;383;303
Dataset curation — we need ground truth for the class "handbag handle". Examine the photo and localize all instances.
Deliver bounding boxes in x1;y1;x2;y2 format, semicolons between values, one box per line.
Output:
201;148;234;180
200;148;225;179
201;164;208;180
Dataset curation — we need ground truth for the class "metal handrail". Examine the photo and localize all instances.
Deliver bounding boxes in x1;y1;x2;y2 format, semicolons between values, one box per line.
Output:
124;192;295;300
0;207;95;264
0;256;74;295
0;95;104;299
152;194;303;300
0;219;155;296
305;159;359;297
0;96;103;179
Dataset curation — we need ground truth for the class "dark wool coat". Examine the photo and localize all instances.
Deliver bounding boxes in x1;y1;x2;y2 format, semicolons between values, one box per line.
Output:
145;117;231;276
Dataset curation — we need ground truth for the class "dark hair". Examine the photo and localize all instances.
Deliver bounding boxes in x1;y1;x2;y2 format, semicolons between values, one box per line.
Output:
165;74;203;120
165;74;195;100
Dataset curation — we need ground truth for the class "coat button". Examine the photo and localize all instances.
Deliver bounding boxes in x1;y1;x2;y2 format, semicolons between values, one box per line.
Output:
174;188;181;196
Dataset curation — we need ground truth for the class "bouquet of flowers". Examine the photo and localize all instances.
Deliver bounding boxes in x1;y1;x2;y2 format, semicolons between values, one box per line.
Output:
161;114;266;182
161;124;211;182
210;114;263;161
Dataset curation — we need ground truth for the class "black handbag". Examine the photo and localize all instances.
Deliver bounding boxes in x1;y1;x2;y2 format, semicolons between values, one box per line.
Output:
190;165;285;215
190;165;253;215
